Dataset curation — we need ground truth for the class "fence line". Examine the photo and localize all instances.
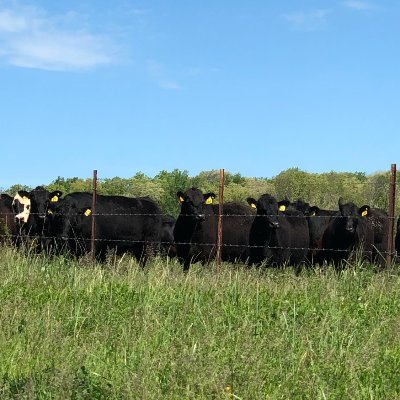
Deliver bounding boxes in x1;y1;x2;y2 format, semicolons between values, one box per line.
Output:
1;211;398;219
0;232;382;254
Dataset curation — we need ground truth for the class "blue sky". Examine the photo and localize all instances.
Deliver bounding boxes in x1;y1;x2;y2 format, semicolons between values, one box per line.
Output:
0;0;399;188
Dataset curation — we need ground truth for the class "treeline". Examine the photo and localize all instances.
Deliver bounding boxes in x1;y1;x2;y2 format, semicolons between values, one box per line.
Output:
2;168;393;217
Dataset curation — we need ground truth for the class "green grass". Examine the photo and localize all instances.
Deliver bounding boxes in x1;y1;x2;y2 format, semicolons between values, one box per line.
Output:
1;246;400;399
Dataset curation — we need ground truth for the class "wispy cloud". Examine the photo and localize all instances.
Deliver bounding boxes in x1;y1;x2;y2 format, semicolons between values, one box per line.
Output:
0;4;118;71
342;1;373;11
159;81;181;90
147;59;182;90
282;9;331;31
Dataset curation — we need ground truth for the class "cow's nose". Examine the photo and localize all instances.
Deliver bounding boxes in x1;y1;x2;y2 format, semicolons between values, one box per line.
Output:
196;214;205;221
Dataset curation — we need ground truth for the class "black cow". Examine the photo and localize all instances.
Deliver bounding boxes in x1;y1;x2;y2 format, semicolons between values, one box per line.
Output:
281;198;337;265
47;192;162;264
320;198;374;267
173;188;255;270
160;214;177;258
0;194;18;244
366;207;388;266
246;194;309;270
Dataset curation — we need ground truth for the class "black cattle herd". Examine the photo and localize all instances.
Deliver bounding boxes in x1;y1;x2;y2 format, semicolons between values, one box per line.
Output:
0;186;397;270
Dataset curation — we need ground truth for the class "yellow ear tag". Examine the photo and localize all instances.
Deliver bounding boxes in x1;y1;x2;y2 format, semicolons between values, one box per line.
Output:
361;210;368;217
84;209;92;217
310;211;316;216
279;205;286;212
251;203;257;209
47;210;53;215
179;196;184;203
51;196;59;202
204;197;213;205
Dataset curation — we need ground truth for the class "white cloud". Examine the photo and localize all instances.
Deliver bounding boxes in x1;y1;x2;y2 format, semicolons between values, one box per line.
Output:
343;1;373;11
159;81;181;90
0;5;118;71
0;10;27;32
147;59;182;90
282;9;331;31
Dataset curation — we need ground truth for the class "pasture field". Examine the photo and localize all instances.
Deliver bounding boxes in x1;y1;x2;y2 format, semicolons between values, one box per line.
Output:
1;247;400;399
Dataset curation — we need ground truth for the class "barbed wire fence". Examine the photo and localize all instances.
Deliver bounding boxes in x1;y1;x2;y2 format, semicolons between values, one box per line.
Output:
0;165;398;267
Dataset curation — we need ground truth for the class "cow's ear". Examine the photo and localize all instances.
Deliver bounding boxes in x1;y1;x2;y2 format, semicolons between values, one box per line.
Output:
49;191;62;202
308;206;319;216
204;193;216;205
1;193;12;200
278;199;290;212
176;191;185;203
18;190;30;199
359;205;370;217
246;197;257;209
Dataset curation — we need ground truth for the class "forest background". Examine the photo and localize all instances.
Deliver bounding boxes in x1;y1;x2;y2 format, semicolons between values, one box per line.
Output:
1;168;394;217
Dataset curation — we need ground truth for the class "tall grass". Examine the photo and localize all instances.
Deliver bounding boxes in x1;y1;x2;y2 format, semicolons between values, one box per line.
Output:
1;246;400;399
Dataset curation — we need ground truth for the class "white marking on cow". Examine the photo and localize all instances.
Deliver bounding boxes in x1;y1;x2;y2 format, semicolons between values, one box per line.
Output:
12;193;31;223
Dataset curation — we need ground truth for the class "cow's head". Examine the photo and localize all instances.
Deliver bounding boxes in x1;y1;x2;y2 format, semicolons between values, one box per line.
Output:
30;187;63;219
338;197;370;234
12;191;31;223
13;187;63;224
177;188;215;221
47;196;92;241
247;194;286;229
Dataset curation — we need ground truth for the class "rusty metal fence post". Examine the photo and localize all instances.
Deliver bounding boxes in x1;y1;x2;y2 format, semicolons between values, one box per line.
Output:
91;170;97;261
217;169;225;266
386;164;396;266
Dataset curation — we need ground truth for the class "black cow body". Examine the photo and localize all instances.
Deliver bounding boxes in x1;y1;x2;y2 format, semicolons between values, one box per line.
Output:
173;188;255;270
367;208;388;266
306;208;338;265
160;214;177;258
247;194;309;268
282;199;337;265
0;194;18;244
47;192;162;264
320;198;374;267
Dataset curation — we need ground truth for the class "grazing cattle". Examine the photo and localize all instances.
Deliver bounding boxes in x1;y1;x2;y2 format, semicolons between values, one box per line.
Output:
320;198;374;267
0;194;18;243
173;188;255;270
12;186;62;246
246;194;309;269
46;192;162;264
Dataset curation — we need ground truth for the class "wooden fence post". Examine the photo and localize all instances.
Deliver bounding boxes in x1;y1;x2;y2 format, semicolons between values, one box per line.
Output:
91;170;97;261
217;169;225;266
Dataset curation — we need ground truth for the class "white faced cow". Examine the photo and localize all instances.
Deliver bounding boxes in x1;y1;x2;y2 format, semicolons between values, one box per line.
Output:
12;186;62;250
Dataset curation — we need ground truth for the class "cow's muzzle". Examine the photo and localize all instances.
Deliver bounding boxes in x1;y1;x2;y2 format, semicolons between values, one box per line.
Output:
195;214;206;221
